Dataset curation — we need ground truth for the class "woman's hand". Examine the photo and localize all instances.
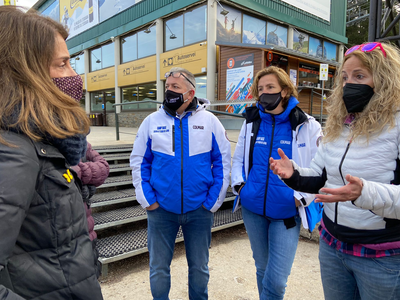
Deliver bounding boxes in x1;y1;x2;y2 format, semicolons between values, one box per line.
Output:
315;174;363;203
269;148;294;179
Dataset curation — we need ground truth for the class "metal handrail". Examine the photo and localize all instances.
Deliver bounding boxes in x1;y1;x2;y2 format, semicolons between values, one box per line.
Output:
112;100;162;140
112;100;247;140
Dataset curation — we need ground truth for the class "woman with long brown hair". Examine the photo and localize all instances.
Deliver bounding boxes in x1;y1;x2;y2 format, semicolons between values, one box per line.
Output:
270;42;400;299
0;6;103;299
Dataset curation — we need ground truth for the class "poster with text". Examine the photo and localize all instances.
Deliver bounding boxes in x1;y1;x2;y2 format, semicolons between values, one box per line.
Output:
41;0;60;22
225;53;254;114
60;0;99;39
217;5;242;43
99;0;142;22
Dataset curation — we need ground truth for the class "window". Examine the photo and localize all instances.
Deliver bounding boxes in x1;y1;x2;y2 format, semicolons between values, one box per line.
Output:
324;41;338;62
165;5;207;51
267;22;288;47
138;29;156;58
293;30;309;53
91;91;103;111
195;76;207;99
101;44;114;69
121;34;138;63
309;37;324;58
242;14;265;45
90;90;115;112
184;6;207;45
79;94;85;109
90;43;115;72
122;83;157;110
90;48;102;72
298;63;334;90
122;27;156;63
165;15;184;51
70;52;85;75
216;5;242;43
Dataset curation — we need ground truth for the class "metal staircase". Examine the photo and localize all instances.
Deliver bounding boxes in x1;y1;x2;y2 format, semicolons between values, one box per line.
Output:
91;144;242;276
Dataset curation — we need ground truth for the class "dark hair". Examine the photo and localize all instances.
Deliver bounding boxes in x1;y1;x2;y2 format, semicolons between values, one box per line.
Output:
0;6;89;144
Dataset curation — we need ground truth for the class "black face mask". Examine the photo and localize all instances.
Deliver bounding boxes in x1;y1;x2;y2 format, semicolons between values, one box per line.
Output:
259;91;283;111
343;83;374;113
164;90;189;112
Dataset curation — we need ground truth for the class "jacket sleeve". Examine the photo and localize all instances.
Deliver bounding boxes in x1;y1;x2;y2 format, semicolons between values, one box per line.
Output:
294;118;323;206
130;117;157;208
78;142;110;187
0;137;38;300
203;115;231;212
283;141;327;193
231;120;247;195
353;179;400;219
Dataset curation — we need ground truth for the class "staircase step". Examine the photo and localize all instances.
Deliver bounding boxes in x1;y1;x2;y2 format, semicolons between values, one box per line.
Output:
98;175;132;188
93;144;133;154
109;163;131;173
94;205;146;230
91;188;136;208
98;208;243;264
102;153;130;161
92;191;236;229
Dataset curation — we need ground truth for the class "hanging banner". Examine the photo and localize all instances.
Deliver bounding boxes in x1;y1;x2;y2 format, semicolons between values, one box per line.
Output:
280;0;331;22
59;0;99;39
225;53;254;114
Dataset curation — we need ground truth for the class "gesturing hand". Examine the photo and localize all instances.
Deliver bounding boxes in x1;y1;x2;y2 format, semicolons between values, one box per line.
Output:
269;148;294;179
315;174;363;203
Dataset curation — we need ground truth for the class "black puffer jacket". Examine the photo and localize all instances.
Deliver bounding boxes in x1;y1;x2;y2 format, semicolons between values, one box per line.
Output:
0;131;103;300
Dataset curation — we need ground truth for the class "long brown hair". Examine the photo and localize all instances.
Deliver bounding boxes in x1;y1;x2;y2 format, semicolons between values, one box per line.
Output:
324;42;400;142
0;6;89;144
250;66;298;108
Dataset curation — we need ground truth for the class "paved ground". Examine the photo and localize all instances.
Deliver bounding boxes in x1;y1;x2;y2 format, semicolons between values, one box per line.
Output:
88;126;324;300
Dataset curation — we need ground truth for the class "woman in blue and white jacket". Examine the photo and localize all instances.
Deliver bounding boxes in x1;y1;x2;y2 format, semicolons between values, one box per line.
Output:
231;66;322;300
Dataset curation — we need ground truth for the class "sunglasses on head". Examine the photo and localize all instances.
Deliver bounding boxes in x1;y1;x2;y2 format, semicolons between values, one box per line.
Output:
345;42;387;57
165;71;196;88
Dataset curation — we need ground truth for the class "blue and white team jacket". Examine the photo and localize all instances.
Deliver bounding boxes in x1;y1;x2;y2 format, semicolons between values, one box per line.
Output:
130;98;231;214
231;97;322;227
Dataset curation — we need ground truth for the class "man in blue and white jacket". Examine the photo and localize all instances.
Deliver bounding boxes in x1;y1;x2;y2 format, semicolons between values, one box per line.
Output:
130;67;231;300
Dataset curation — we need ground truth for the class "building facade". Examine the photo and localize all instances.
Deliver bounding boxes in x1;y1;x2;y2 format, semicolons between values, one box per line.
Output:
34;0;347;127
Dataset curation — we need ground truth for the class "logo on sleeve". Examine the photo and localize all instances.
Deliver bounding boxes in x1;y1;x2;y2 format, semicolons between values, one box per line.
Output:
193;125;204;130
298;143;306;148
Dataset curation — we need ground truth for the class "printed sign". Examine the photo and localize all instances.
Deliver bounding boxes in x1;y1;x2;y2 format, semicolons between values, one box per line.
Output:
118;55;157;87
59;0;99;39
319;64;329;81
225;53;254;114
160;43;207;78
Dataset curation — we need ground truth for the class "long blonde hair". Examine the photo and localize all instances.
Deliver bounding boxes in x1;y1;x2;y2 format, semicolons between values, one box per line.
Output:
251;66;298;108
324;42;400;142
0;6;90;144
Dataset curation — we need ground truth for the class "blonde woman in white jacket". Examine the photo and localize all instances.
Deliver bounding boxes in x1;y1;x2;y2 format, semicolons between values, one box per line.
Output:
271;42;400;300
